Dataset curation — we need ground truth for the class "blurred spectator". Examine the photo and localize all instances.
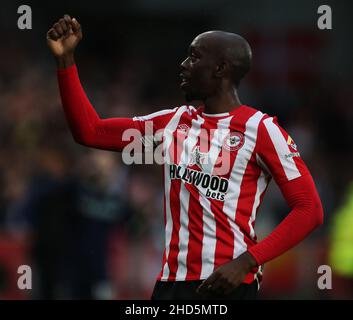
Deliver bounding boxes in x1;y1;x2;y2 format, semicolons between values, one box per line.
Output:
329;182;353;299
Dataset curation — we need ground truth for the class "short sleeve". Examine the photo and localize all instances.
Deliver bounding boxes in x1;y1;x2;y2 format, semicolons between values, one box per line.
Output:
255;116;310;186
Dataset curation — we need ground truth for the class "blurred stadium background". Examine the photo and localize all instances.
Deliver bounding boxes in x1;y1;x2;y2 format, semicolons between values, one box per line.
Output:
0;0;352;299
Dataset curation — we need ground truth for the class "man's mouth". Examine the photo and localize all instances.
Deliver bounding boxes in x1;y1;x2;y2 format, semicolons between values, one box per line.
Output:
180;73;190;88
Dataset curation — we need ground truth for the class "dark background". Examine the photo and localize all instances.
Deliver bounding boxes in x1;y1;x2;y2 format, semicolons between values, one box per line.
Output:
0;0;352;299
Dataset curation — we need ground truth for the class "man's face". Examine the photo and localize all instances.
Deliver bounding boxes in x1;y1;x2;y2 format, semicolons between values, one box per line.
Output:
179;36;220;102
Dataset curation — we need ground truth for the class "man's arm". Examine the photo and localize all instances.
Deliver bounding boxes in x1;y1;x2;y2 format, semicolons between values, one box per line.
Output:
198;174;323;295
198;117;323;295
47;15;136;151
247;174;323;265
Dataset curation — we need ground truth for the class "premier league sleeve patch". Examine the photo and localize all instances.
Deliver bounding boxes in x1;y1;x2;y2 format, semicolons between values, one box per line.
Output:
285;135;301;159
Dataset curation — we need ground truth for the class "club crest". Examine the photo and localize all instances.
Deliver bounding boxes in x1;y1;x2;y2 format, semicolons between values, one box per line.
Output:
223;132;245;151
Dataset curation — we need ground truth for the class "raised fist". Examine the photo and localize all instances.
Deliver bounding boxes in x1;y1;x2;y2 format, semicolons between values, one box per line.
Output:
47;14;82;57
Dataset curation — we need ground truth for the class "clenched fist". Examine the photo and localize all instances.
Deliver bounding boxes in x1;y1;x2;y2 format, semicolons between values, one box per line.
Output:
47;14;82;67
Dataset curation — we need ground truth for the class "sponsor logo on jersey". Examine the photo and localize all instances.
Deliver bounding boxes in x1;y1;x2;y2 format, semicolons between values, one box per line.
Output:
189;146;208;170
169;164;229;202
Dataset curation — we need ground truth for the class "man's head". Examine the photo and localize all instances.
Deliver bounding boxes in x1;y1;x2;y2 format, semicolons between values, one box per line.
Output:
180;31;252;102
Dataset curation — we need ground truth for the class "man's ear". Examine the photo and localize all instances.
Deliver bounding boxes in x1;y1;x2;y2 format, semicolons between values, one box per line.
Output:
214;61;227;78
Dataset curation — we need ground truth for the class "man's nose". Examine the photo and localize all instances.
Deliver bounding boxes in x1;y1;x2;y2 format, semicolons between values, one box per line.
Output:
180;58;188;70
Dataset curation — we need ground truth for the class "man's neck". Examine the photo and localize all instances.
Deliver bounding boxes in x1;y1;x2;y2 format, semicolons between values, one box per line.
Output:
202;87;242;114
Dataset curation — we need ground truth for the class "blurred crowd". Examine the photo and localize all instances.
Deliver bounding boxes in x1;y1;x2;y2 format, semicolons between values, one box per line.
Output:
1;2;353;299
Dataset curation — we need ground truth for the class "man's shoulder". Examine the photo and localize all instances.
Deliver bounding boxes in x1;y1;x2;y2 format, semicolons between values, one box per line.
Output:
242;104;266;116
238;105;269;126
242;105;280;126
242;106;289;141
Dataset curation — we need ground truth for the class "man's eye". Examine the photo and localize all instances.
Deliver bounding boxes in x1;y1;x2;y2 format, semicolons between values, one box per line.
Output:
190;54;199;63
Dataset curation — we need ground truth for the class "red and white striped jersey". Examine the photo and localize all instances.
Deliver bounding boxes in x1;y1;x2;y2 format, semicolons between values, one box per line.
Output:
133;104;309;283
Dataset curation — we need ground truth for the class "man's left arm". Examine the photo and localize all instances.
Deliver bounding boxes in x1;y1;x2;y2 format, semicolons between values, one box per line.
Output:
247;173;323;265
198;116;323;295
